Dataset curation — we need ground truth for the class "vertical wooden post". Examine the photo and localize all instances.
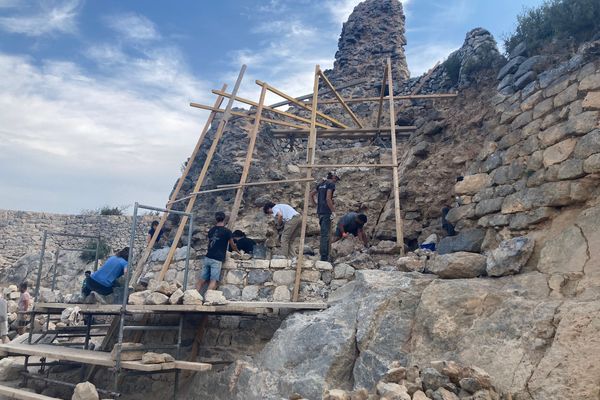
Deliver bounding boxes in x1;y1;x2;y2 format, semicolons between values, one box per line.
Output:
386;57;405;255
131;84;229;284
228;83;268;229
158;65;247;281
292;65;320;302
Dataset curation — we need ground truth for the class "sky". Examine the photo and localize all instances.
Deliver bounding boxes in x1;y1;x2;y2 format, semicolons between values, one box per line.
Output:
0;0;546;214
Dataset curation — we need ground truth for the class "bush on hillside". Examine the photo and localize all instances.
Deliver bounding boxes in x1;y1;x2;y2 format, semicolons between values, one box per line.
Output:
504;0;600;55
442;51;461;86
80;238;111;263
81;205;129;216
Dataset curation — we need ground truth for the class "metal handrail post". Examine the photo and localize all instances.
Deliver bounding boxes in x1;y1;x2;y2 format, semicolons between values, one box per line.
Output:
30;230;47;344
115;202;138;390
50;249;60;291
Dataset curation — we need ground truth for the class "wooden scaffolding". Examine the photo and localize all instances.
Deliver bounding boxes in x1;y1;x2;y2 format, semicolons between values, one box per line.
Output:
131;57;457;301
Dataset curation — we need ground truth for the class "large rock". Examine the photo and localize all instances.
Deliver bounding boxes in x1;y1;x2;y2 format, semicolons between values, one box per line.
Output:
486;237;535;277
169;288;184;305
111;342;144;361
144;292;169;305
527;301;600;399
454;174;491;195
438;229;485;254
0;358;22;381
183;289;203;305
141;352;175;364
72;382;99;400
427;252;487;279
128;290;151;305
204;290;228;305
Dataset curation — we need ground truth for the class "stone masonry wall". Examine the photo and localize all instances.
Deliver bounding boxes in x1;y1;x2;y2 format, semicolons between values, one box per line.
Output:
447;46;600;233
0;209;153;269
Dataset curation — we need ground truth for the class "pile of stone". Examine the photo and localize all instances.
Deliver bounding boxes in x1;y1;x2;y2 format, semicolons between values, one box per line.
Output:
497;41;550;95
397;236;534;279
317;360;503;400
2;285;21;335
127;279;228;307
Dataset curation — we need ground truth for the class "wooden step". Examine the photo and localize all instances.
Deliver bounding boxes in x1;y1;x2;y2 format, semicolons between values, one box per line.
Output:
0;343;211;373
0;384;60;400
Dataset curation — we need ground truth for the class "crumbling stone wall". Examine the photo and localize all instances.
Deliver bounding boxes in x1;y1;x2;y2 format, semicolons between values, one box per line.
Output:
448;47;600;233
0;209;152;269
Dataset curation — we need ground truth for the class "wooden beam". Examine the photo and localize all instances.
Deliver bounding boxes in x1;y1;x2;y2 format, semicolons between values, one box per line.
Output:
0;384;60;400
268;78;367;108
256;80;349;129
387;57;404;255
376;63;388;130
130;84;228;285
304;93;458;104
228;83;267;229
190;102;307;130
411;61;440;95
210;89;331;129
298;164;397;168
293;65;320;302
318;69;363;128
159;65;247;281
217;177;314;188
167;187;238;206
271;127;415;135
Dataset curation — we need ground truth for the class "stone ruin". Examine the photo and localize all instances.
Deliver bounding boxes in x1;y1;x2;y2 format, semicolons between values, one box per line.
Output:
1;0;600;399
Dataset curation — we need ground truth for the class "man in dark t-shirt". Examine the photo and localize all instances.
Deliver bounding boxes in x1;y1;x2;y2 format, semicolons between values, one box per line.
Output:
310;172;340;261
147;221;164;249
196;212;239;292
333;212;369;247
232;230;256;254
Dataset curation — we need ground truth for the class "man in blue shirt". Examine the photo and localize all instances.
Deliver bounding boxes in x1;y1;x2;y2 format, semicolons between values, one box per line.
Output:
82;247;129;296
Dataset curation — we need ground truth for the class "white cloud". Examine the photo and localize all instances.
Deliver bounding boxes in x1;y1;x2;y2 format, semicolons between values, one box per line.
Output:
405;42;460;76
325;0;362;27
0;0;80;36
106;13;160;42
0;20;215;213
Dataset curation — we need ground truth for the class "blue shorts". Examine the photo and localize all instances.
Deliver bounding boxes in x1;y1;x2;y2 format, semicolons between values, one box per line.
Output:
199;257;222;281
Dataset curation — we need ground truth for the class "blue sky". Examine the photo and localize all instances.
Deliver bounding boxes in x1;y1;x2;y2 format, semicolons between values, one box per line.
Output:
0;0;545;214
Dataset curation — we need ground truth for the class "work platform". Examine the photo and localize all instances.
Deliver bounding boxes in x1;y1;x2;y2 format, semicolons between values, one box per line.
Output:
35;301;327;315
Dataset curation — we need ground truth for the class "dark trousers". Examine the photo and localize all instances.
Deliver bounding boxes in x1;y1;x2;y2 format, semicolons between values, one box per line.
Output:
82;277;114;296
319;214;332;261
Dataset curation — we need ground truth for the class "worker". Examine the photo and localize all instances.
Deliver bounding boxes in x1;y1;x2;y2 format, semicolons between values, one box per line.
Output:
332;212;369;247
310;172;340;262
263;201;302;258
0;295;8;343
81;247;129;297
232;230;256;255
17;281;31;335
197;212;239;292
147;220;164;248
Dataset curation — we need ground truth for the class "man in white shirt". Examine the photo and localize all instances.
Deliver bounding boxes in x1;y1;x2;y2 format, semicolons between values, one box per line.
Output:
263;201;302;258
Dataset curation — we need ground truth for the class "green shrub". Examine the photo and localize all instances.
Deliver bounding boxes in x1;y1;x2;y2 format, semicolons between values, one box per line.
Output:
442;51;461;86
80;238;111;263
504;0;600;55
81;205;128;216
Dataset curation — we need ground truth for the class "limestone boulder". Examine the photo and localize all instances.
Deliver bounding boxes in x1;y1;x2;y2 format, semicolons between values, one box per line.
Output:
437;229;485;255
141;352;175;364
128;290;151;306
273;285;291;302
427;252;487;279
486;237;535;277
71;382;99;400
204;290;228;305
182;289;203;305
169;288;184;305
0;358;22;381
323;389;350;400
454;174;491;195
332;236;364;258
376;382;410;400
145;292;169;305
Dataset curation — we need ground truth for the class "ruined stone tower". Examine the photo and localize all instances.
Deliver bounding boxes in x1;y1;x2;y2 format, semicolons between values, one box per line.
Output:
330;0;410;83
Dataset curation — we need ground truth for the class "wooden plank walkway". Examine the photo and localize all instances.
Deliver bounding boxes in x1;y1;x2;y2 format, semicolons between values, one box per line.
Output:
0;385;60;400
0;343;211;373
34;301;327;315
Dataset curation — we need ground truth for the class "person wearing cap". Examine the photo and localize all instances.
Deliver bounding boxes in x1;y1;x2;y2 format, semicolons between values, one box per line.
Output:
310;172;340;261
263;202;302;258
